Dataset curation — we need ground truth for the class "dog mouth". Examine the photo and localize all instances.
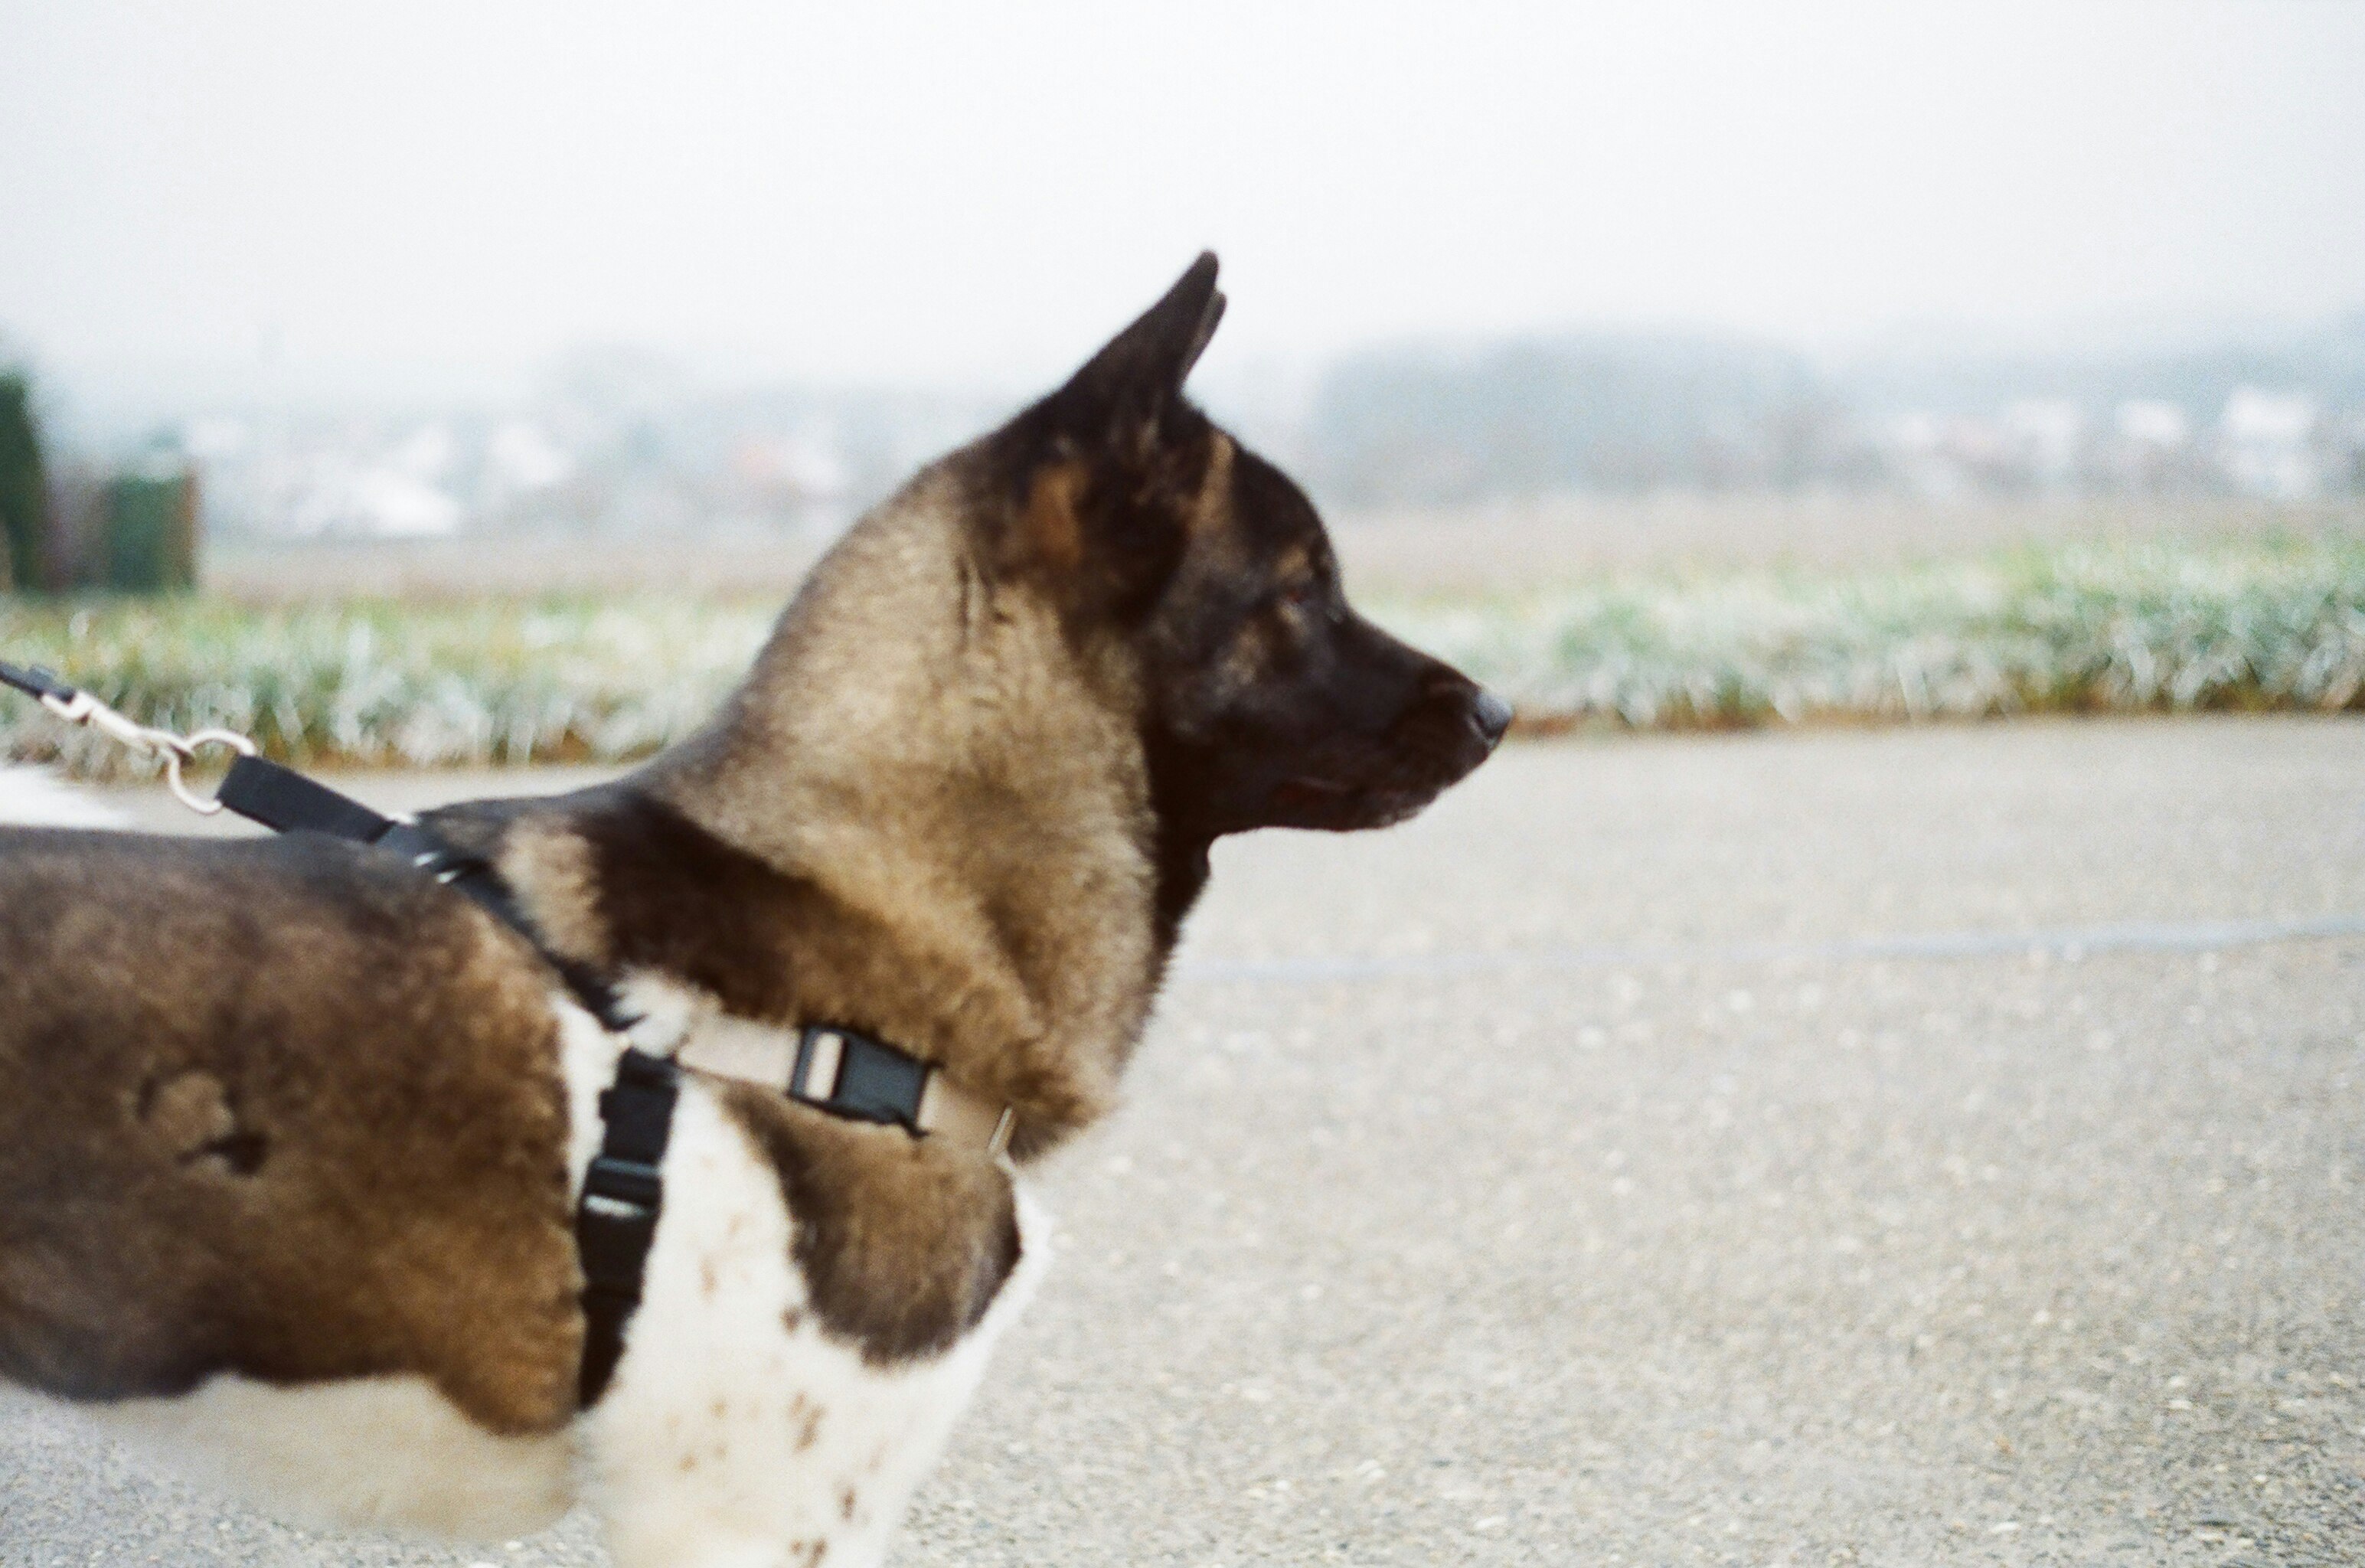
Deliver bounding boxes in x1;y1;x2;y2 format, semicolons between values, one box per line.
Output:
1271;776;1354;813
1268;773;1435;831
1267;702;1503;830
1244;680;1506;834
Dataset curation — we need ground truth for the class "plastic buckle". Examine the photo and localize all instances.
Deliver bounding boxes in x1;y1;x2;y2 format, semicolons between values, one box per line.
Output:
789;1026;928;1136
581;1155;663;1217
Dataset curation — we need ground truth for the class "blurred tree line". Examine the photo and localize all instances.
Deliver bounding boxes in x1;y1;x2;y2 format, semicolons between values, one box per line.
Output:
1303;335;1876;505
0;368;198;595
1295;321;2365;508
0;373;42;593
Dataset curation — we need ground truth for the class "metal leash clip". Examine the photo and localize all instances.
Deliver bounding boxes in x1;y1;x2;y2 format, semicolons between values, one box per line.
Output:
1;659;257;816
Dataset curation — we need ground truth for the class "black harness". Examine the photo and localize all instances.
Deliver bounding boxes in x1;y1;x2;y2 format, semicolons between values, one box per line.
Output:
1;660;944;1408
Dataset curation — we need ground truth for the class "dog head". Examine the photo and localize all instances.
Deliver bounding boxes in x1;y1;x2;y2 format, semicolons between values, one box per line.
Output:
981;254;1510;844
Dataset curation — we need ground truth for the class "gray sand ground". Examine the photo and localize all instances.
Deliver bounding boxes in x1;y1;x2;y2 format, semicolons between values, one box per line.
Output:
3;717;2361;1566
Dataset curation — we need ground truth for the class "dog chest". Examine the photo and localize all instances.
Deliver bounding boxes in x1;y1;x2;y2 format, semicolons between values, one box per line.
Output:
582;1070;1050;1568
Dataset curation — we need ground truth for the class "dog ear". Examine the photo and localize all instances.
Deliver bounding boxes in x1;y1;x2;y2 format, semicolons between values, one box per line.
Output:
1047;253;1224;446
991;255;1225;612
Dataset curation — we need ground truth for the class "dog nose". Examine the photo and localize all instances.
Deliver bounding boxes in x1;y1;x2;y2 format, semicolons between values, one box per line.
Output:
1470;689;1513;747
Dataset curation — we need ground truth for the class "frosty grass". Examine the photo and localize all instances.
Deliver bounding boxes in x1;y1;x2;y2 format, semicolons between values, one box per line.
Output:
4;537;2361;778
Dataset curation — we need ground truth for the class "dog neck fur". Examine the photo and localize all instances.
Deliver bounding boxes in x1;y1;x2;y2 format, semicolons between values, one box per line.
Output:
630;466;1165;1158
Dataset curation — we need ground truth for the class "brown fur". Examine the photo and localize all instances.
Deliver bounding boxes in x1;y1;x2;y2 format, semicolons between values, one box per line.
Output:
720;1083;1021;1363
0;831;580;1433
1022;462;1089;573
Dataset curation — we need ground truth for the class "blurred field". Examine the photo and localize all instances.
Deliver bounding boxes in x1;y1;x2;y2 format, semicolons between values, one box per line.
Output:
0;595;764;776
1388;536;2365;731
200;497;2365;603
7;500;2364;776
205;533;828;606
1328;495;2365;593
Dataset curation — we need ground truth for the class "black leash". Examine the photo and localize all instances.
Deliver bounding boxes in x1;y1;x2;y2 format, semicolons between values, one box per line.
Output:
214;755;638;1031
0;659;73;704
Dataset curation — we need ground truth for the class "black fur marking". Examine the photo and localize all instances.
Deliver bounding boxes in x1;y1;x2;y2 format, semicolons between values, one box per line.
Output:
429;785;863;1024
190;1129;270;1177
1142;729;1217;952
577;787;835;1021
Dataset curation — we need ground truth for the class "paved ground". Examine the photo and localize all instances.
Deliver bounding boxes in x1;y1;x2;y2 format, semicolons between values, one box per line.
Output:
4;717;2363;1566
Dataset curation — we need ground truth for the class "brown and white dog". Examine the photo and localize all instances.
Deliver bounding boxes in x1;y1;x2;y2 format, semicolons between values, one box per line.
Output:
0;256;1507;1566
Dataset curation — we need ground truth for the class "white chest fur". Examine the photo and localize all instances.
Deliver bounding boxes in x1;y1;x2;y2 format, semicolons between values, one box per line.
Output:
90;998;1048;1568
586;1073;1047;1568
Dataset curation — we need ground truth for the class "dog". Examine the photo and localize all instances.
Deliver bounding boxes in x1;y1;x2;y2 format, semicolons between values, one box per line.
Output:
0;255;1508;1566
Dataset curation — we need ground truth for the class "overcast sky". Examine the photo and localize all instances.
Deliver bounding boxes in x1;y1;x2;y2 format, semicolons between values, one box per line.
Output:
2;0;2360;413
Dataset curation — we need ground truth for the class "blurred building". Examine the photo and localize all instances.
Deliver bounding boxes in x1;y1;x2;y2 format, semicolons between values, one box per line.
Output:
103;316;2365;542
165;365;1007;544
2218;386;2321;500
1287;318;2365;510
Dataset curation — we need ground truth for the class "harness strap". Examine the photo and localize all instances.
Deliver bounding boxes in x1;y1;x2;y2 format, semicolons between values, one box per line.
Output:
217;756;639;1034
210;755;660;1404
789;1024;1017;1158
576;1047;679;1406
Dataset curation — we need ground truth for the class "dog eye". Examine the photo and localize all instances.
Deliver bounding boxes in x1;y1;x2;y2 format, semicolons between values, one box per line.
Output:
1278;580;1318;611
